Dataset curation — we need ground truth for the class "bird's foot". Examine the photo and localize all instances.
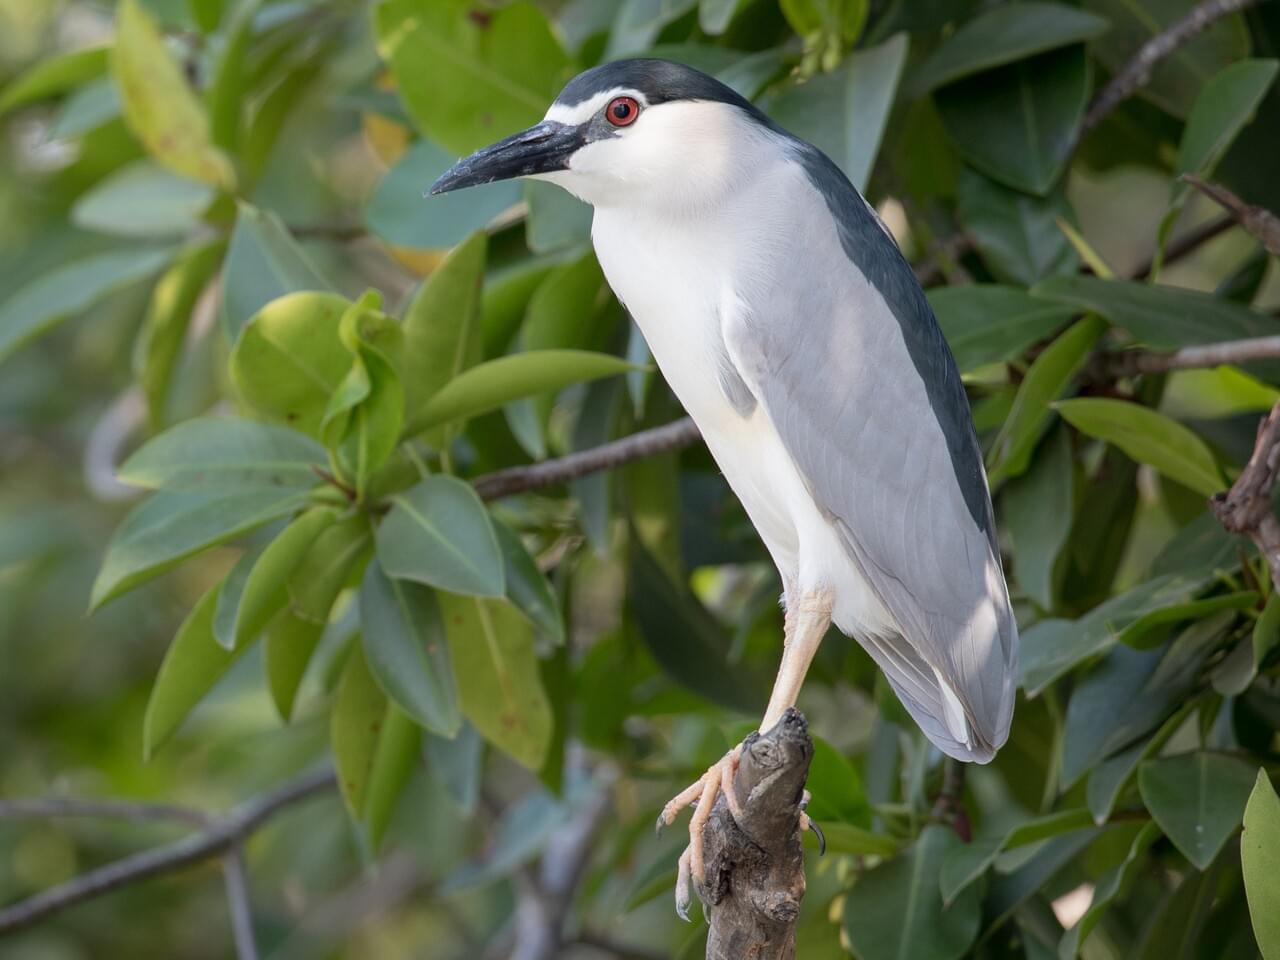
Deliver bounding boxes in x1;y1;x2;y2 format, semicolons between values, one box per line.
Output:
657;744;744;921
799;788;826;855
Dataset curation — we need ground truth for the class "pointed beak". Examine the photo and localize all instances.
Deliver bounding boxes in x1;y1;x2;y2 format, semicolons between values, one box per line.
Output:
428;120;583;196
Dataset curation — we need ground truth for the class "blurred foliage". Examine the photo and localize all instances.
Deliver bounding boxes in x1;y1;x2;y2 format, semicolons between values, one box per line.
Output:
2;1;1280;958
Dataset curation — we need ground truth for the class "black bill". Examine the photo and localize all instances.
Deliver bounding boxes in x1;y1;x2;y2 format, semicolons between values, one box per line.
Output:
428;120;584;196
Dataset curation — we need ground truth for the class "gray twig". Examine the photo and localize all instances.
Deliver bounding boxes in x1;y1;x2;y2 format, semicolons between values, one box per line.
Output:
0;796;209;828
0;766;335;935
1183;175;1280;255
1210;401;1280;592
1081;0;1264;135
222;848;260;960
1096;335;1280;378
472;417;701;501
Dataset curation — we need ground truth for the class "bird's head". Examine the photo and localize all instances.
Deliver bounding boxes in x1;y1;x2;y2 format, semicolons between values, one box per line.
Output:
429;59;775;211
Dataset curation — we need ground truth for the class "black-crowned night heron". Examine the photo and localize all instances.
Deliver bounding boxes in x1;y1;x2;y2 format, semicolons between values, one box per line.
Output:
433;59;1018;909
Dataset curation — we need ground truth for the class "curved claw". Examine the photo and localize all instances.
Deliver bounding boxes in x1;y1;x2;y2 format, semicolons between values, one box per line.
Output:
807;815;826;856
675;847;693;921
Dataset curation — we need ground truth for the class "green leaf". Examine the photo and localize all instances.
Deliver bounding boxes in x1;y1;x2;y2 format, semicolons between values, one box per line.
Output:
607;0;699;58
133;240;225;429
361;561;461;736
402;232;487;425
844;824;981;960
525;181;593;254
425;722;483;815
940;808;1094;906
1031;276;1280;358
1002;426;1073;610
908;2;1108;95
51;79;120;138
143;581;254;759
627;535;764;712
987;316;1105;487
405;350;637;435
226;506;337;649
1084;0;1251;119
376;476;504;598
206;0;257;152
72;160;215;238
263;608;325;722
286;513;371;625
366;140;522;251
221;203;331;340
91;488;309;610
331;645;387;818
0;44;109;115
806;737;871;827
119;416;326;491
956;169;1080;287
112;0;235;189
375;0;572;155
699;0;745;34
1139;752;1257;870
363;705;421;850
765;33;907;192
439;593;552;770
1054;398;1225;497
936;45;1088;196
229;291;352;438
1253;593;1280;670
494;521;564;645
0;247;174;367
929;285;1073;374
821;821;900;858
1242;770;1280;959
1059;822;1161;957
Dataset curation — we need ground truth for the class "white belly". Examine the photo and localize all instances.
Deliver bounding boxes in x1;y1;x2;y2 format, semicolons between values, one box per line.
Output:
591;209;893;638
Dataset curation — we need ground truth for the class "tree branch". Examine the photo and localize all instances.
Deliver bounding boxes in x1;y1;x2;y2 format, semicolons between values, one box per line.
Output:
0;796;209;827
1183;175;1280;255
1130;213;1236;280
1081;0;1264;135
0;766;335;935
222;848;260;960
472;417;701;501
1095;335;1280;378
1210;400;1280;592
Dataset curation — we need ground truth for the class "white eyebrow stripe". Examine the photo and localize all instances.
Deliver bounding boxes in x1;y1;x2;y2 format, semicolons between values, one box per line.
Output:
544;88;644;125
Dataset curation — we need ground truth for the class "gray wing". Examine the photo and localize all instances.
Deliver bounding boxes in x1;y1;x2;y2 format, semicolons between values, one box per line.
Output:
724;145;1017;762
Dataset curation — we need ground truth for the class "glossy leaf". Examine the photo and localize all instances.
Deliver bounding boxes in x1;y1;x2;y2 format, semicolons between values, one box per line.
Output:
263;607;325;721
1254;593;1280;669
286;513;371;624
525;181;593;254
940;808;1094;906
375;476;504;598
439;593;552;770
229;291;351;438
956;169;1080;286
1242;770;1280;958
119;416;326;491
1059;822;1161;956
404;350;637;435
844;825;981;960
494;521;564;644
987;316;1105;487
361;561;461;736
607;0;699;57
936;46;1088;196
766;33;907;191
806;737;871;827
908;2;1108;95
331;645;387;817
363;705;421;850
0;45;109;115
1002;426;1073;610
72;161;215;237
0;247;174;367
375;0;572;155
401;232;487;423
113;0;235;189
1139;752;1256;869
929;285;1073;374
1054;398;1225;497
221;203;330;340
425;722;483;815
143;582;251;759
90;488;309;610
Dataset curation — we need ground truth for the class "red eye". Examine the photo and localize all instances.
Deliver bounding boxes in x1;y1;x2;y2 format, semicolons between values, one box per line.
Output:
606;96;640;127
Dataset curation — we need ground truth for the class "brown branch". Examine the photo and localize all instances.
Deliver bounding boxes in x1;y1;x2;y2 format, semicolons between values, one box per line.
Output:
699;708;814;960
930;759;970;841
472;417;701;501
1081;0;1264;135
1131;213;1236;280
1183;175;1280;255
1096;335;1280;378
1210;401;1280;592
0;767;335;935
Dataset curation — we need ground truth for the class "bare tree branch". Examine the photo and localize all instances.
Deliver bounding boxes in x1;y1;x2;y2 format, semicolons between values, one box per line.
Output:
472;417;701;501
0;796;209;827
0;766;335;935
1210;401;1280;592
1096;335;1280;378
1081;0;1264;135
1183;175;1280;255
1131;213;1236;280
222;848;260;960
